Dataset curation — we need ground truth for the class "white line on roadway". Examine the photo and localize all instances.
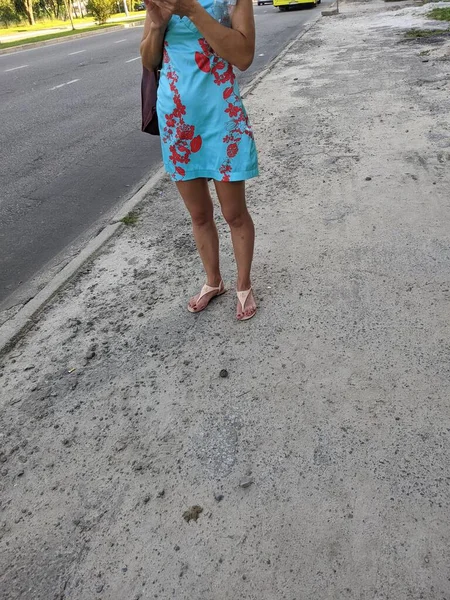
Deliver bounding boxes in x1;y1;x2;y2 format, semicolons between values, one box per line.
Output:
5;64;28;72
49;78;80;91
69;50;86;55
114;39;127;44
126;56;141;63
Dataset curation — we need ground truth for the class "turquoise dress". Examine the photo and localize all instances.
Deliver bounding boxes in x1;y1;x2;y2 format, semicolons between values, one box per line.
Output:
156;0;259;182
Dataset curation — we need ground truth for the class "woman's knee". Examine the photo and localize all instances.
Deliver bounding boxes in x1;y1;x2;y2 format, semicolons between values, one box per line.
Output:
176;180;214;227
222;207;248;229
190;209;214;228
214;181;249;229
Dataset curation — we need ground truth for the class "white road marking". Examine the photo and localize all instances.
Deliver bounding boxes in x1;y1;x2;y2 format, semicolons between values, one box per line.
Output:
69;50;86;55
114;39;126;44
49;78;80;91
5;64;28;72
258;53;265;57
126;56;141;63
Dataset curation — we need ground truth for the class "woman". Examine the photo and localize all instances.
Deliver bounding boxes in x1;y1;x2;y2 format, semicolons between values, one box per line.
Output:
140;0;258;321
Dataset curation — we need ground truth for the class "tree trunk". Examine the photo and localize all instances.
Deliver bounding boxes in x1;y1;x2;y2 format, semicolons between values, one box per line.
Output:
123;0;129;17
68;0;75;27
25;0;35;25
62;0;75;28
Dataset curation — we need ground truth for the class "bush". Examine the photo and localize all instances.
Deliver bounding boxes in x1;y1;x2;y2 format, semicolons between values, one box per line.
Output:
86;0;115;23
0;0;20;26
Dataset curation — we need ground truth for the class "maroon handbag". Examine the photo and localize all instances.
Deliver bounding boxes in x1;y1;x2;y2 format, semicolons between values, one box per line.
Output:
141;66;160;136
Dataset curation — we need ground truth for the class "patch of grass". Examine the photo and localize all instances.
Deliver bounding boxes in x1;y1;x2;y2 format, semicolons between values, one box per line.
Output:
119;17;146;23
113;11;146;20
405;27;450;38
120;211;139;226
0;23;119;49
0;11;144;37
0;18;95;36
428;7;450;21
419;49;431;55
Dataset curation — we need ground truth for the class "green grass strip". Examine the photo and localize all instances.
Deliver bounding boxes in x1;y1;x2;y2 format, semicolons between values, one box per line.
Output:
405;27;450;38
0;23;120;50
428;7;450;21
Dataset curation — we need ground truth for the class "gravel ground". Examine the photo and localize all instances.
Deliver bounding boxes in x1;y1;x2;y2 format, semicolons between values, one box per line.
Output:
1;1;450;598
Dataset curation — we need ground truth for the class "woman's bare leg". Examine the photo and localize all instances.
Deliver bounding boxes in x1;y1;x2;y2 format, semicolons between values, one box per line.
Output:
176;179;223;312
214;180;257;319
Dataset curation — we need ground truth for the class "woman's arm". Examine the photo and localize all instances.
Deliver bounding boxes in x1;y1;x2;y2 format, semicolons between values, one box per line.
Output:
153;0;256;72
140;2;171;71
189;0;255;71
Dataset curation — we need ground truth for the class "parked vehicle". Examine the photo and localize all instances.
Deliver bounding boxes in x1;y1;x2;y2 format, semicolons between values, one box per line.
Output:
273;0;320;10
257;0;273;5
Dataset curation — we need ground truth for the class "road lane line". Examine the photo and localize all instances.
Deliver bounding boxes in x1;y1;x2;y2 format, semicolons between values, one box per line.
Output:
5;64;28;72
126;56;141;63
69;50;86;55
114;39;126;44
49;78;80;91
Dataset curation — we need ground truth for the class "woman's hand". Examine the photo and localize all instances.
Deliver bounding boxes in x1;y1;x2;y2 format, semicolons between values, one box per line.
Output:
144;0;173;28
160;0;254;72
152;0;197;19
140;0;169;69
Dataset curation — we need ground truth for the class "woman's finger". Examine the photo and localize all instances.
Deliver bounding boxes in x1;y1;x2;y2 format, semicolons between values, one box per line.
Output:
153;0;174;8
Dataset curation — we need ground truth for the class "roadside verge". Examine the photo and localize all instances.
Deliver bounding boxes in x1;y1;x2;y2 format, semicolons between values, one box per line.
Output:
0;11;323;356
0;20;144;55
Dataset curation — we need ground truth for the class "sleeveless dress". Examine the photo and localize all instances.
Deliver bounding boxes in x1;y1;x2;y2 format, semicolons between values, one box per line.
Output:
156;0;259;182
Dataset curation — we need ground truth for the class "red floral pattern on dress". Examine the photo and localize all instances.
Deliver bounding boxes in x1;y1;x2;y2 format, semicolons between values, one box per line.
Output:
219;88;254;181
162;42;202;180
195;38;236;87
194;38;255;182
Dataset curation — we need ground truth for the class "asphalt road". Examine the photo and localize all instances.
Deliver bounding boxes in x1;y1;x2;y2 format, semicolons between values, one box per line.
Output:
0;2;328;310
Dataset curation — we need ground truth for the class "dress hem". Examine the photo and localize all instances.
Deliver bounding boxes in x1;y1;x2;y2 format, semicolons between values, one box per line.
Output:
165;167;260;182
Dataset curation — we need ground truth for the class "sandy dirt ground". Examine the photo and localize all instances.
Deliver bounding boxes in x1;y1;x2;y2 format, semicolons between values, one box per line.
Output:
1;1;450;598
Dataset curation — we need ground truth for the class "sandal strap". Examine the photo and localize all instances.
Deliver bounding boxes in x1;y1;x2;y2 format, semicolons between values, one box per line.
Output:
237;288;252;311
197;281;223;303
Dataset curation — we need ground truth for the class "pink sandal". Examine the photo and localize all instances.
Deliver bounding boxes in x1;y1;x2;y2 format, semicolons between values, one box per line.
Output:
187;280;226;313
236;288;257;321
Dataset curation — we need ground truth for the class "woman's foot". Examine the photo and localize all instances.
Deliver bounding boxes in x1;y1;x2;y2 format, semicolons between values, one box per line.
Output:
236;287;257;321
188;280;226;313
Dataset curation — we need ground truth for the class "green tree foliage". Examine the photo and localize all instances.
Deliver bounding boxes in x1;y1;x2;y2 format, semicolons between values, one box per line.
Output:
0;0;20;26
86;0;115;23
36;0;67;19
13;0;35;24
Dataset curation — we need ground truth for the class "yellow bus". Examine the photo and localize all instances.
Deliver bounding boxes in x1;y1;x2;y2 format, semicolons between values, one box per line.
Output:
273;0;320;11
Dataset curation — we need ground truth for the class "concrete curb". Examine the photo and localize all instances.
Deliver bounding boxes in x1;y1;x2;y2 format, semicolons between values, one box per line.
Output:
0;21;144;56
0;10;323;357
0;166;165;356
322;7;338;16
